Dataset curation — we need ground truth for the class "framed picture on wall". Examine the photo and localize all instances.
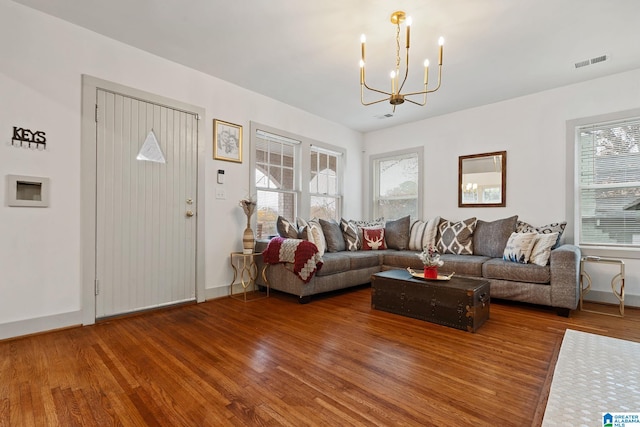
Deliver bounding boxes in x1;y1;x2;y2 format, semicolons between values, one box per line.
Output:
213;119;243;163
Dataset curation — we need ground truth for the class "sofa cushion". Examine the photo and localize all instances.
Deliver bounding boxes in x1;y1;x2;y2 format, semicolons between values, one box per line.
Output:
482;258;551;284
362;227;387;250
529;232;558;266
382;250;424;270
385;216;411;250
340;218;361;251
314;252;350;277
473;215;518;258
437;217;477;255
503;232;537;264
347;250;384;270
409;216;440;251
277;216;299;239
517;220;567;248
438;254;491;277
319;219;346;252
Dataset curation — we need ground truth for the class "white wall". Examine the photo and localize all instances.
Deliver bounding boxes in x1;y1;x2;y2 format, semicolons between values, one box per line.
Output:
363;68;640;306
0;0;363;338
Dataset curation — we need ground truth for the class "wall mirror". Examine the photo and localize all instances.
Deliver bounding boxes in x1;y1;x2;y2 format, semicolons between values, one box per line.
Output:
458;151;506;207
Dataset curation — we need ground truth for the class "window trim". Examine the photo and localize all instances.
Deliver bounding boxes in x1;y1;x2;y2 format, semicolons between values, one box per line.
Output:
369;146;424;221
566;108;640;260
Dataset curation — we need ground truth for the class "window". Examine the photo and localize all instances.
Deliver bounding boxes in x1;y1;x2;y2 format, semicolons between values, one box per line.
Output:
371;147;423;221
577;117;640;247
310;147;341;221
254;129;299;238
251;122;344;238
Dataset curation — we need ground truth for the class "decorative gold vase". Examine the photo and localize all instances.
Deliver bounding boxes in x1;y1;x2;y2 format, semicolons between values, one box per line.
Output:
242;226;255;254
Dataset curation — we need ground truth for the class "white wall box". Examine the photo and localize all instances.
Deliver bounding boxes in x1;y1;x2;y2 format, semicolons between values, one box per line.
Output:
6;175;50;207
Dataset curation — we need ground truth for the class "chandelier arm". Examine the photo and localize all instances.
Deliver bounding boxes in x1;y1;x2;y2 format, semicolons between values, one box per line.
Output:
404;97;427;106
425;65;443;93
361;96;393;107
362;81;392;96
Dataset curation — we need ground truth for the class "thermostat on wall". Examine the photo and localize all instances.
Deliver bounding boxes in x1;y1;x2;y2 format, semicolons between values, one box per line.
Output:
6;175;50;207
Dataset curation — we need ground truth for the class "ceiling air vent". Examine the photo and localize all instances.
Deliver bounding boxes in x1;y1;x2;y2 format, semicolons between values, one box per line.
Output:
374;113;394;119
574;59;590;69
575;54;608;69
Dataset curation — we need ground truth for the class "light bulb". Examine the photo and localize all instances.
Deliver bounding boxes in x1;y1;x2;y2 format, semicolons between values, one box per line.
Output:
406;16;412;26
424;59;429;67
438;36;445;46
361;34;366;43
359;59;365;68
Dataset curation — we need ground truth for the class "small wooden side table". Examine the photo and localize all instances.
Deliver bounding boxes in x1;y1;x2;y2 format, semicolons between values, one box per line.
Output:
579;256;625;317
229;252;269;302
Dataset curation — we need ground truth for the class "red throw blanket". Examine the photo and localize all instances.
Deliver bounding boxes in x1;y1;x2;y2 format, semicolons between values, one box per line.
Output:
262;237;323;283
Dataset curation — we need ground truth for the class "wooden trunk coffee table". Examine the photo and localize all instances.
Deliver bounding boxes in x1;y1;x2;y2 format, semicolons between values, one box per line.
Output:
371;269;490;332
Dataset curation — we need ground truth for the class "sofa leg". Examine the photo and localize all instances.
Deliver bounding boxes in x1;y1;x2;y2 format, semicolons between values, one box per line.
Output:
298;296;312;304
556;307;571;317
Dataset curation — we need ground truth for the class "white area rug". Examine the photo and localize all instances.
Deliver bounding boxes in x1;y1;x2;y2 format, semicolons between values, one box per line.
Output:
542;329;640;426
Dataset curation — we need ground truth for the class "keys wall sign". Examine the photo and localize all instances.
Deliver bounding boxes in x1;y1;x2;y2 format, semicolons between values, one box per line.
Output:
11;126;47;150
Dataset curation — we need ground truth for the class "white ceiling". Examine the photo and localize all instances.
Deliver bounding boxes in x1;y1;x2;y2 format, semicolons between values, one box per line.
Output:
13;0;640;133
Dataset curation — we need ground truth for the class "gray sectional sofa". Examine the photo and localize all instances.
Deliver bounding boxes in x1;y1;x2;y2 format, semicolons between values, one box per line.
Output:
255;215;581;316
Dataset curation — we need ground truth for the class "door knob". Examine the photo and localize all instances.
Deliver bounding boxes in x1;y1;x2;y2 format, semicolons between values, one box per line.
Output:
186;210;194;217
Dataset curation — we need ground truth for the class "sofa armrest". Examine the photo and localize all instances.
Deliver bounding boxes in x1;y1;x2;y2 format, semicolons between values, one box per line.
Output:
549;244;581;311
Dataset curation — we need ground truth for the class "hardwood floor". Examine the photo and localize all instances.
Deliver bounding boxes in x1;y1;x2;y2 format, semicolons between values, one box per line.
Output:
2;286;639;426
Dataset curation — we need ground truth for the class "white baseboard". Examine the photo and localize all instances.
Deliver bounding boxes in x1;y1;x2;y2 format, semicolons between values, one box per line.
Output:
0;310;82;341
582;290;639;308
205;285;230;301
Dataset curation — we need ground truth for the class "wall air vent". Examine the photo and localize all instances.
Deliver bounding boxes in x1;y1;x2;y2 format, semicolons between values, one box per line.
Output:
575;54;608;69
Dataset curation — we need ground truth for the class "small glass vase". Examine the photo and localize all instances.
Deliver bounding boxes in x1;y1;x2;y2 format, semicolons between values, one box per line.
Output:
423;266;438;279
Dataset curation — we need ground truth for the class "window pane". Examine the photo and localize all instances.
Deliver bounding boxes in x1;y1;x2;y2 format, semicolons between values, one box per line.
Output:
578;118;640;247
374;152;420;220
310;149;339;197
378;157;418;197
310;195;338;220
256;190;295;239
376;198;418;221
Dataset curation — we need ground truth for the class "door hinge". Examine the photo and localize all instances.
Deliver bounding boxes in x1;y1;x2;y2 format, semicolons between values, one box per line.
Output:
95;279;99;296
95;104;98;123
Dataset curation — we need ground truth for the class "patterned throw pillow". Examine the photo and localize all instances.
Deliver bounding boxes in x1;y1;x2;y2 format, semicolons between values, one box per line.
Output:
408;216;441;251
385;216;411;250
436;217;477;255
340;218;361;251
517;220;567;248
277;216;299;239
351;218;385;244
529;232;558;266
362;227;387;250
503;232;537;264
297;218;327;255
319;219;346;252
308;219;326;255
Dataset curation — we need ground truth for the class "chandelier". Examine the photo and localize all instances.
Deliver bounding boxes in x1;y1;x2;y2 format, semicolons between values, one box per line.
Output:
359;11;444;112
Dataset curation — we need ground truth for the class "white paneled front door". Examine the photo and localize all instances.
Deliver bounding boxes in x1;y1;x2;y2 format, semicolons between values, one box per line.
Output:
95;89;198;318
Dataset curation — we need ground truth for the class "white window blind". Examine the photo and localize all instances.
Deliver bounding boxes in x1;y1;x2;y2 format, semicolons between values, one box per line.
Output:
577;118;640;247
